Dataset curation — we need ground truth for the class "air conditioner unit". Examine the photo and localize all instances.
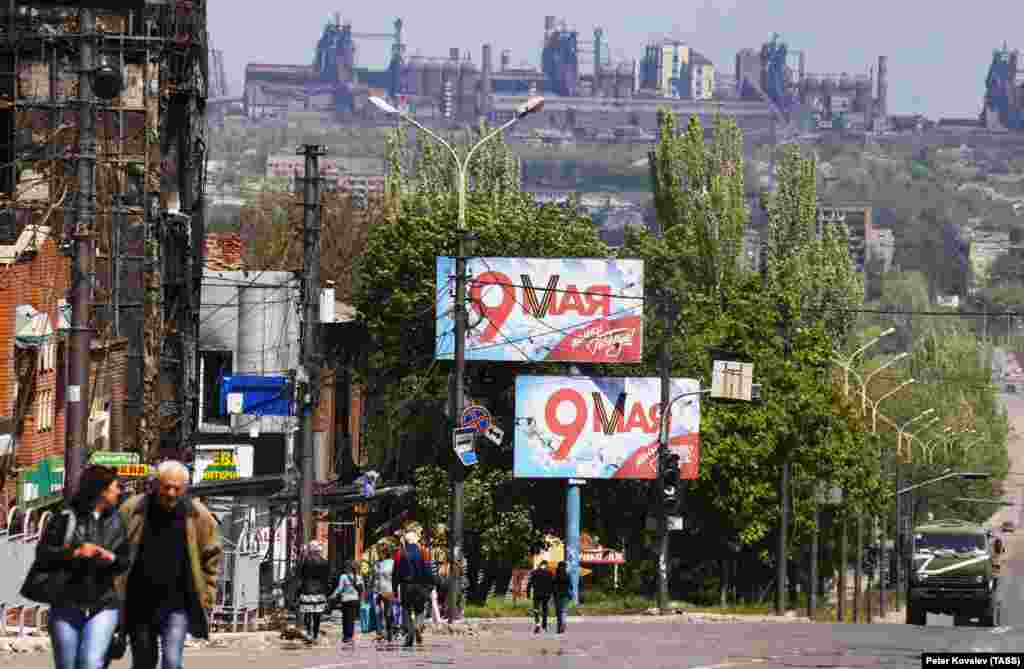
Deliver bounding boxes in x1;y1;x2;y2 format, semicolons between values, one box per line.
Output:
88;411;110;452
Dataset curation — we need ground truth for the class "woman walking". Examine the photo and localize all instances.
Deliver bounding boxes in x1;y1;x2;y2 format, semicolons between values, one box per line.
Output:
32;465;131;669
296;543;331;643
374;546;397;642
331;560;362;644
552;561;574;635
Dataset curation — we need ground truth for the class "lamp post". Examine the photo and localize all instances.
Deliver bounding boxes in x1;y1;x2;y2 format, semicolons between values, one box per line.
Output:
870;379;915;434
860;352;909;417
369;94;544;623
894;408;937;609
834;327;895;397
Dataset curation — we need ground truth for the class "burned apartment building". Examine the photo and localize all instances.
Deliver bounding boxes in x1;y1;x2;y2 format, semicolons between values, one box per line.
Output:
0;0;210;509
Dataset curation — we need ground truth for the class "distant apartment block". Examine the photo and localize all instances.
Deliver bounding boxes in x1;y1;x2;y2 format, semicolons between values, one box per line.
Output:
265;155;386;194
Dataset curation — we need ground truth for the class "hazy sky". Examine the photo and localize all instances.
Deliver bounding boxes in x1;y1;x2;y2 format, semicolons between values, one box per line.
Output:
209;1;1023;119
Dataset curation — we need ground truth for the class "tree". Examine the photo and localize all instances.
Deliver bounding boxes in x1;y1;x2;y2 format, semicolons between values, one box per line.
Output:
619;112;875;603
353;122;609;593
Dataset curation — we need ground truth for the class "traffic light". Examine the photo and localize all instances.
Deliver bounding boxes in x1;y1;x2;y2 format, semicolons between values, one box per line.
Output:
660;449;681;510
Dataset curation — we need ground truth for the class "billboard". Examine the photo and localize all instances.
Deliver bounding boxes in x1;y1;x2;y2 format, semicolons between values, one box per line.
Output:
436;258;644;363
514;376;700;480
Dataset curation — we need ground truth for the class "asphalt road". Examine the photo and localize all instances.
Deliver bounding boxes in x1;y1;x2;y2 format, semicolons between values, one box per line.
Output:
9;402;1024;668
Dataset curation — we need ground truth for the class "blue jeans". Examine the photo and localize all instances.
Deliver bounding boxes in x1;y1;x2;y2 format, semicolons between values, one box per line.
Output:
128;609;189;669
49;607;120;669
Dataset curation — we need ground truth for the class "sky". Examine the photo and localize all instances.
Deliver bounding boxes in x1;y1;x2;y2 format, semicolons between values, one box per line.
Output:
209;0;1024;119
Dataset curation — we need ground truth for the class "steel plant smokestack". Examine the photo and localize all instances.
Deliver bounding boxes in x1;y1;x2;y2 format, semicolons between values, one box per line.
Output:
481;43;493;114
545;15;556;40
877;55;888;119
501;49;511;71
450;47;460;61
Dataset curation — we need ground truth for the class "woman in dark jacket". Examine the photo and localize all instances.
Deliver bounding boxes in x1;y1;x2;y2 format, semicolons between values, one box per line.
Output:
37;465;131;669
296;543;331;642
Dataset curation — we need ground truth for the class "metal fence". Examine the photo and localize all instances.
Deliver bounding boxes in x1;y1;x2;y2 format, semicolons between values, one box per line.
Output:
0;506;56;636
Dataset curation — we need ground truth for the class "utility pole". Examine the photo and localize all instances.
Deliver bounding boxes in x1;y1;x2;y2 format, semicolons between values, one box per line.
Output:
65;8;97;501
838;504;847;622
807;496;819;620
298;144;325;545
448;230;469;623
656;292;678;613
775;304;792;617
854;515;863;622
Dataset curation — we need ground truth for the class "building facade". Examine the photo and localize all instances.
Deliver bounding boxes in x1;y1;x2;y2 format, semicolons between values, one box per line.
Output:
0;225;127;515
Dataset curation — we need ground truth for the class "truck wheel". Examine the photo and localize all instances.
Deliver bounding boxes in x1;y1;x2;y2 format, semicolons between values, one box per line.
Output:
979;602;996;627
906;601;925;625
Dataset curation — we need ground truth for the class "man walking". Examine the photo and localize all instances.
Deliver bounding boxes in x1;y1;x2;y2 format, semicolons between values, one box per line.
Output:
526;560;553;633
118;460;223;669
392;531;433;648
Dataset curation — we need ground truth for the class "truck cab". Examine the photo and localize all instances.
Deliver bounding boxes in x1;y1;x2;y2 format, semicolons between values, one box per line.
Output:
906;519;1000;627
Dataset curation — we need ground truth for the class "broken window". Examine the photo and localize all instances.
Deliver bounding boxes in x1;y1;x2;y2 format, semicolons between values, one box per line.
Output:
200;350;232;425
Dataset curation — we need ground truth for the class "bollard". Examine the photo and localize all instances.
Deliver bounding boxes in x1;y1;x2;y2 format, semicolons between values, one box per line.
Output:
18;605;32;637
232;607;239;633
0;602;6;636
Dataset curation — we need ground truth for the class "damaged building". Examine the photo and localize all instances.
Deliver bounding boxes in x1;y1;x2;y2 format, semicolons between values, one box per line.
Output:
0;0;209;512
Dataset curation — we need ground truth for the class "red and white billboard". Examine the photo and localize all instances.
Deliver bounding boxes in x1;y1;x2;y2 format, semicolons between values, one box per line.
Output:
436;258;644;363
514;376;700;480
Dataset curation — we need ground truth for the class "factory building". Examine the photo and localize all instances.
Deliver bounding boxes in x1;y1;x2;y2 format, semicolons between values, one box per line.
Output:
982;44;1024;130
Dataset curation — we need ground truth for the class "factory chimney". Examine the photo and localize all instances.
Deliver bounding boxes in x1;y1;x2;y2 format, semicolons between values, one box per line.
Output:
877;55;888;120
481;43;493;114
545;15;556;41
501;49;511;72
450;47;460;61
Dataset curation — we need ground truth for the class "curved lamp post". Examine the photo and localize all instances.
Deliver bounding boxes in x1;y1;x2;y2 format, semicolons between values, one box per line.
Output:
834;328;896;397
369;94;545;623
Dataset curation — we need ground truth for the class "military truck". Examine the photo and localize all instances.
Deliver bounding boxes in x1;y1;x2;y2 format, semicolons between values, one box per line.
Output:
906;519;1004;626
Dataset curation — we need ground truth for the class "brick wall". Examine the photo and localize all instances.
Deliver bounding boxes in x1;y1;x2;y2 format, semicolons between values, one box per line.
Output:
0;233;130;517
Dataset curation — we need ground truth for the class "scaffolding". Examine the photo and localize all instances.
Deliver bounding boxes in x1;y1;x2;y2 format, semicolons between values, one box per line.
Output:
0;1;208;463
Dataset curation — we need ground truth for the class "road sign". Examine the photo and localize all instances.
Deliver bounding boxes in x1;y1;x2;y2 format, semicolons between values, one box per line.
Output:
461;405;492;434
453;427;478;466
116;463;151;478
484;424;504;446
89;451;140;467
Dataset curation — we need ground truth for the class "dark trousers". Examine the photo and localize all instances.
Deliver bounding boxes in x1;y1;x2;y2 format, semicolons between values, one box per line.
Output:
340;601;359;642
303;612;322;640
554;597;568;633
532;596;550;629
377;595;396;640
128;609;189;669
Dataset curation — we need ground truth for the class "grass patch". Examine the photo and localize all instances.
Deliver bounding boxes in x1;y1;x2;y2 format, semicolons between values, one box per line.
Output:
463;592;810;619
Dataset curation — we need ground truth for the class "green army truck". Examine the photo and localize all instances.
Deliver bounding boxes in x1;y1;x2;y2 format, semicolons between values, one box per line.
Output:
906;519;1004;626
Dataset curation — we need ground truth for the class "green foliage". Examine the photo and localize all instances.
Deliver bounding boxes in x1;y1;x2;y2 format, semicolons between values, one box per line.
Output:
620;111;874;561
413;465;545;565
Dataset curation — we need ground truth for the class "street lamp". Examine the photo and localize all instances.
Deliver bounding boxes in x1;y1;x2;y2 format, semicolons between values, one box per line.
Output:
894;407;936;607
895;470;990;496
861;352;909;417
871;378;915;434
369;94;544;624
834;328;896;397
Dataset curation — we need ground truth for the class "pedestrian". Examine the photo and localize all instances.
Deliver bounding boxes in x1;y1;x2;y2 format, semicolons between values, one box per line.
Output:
392;531;433;648
526;560;554;633
118;460;224;669
296;543;331;643
21;465;131;669
553;561;574;634
374;544;397;642
330;560;362;644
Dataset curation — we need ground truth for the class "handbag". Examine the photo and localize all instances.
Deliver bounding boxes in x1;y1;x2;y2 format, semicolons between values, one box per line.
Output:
19;510;77;604
105;627;128;662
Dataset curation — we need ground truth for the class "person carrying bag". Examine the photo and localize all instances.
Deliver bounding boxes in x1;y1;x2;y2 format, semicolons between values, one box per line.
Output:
21;465;132;669
330;561;362;644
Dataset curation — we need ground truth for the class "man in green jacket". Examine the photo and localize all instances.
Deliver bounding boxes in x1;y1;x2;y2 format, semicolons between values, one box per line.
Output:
117;460;223;669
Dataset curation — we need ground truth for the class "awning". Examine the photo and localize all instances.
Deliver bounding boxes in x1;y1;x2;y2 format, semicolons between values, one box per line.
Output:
15;304;53;348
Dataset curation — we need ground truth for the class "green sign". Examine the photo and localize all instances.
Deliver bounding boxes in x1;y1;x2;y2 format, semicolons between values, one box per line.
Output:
90;451;140;467
18;455;64;508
